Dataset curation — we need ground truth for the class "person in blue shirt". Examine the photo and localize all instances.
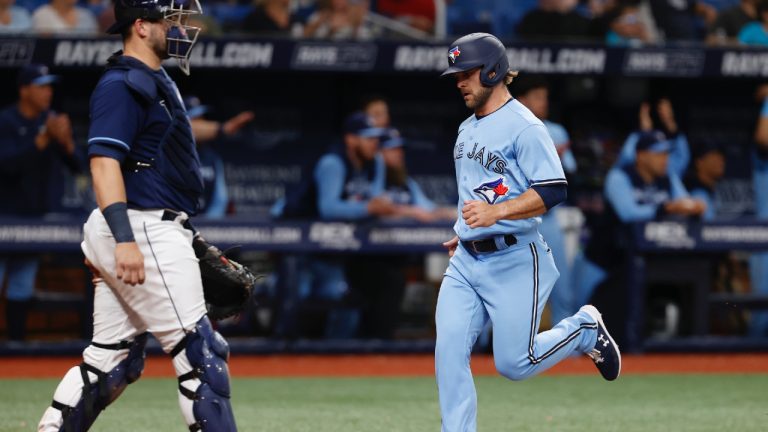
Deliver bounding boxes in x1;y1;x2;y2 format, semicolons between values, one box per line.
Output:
616;99;690;178
581;130;705;342
0;0;32;33
683;141;725;221
437;33;621;432
38;1;238;431
738;0;768;46
0;63;78;341
749;90;768;336
274;112;397;338
515;76;578;325
184;95;254;218
575;99;694;310
380;127;451;219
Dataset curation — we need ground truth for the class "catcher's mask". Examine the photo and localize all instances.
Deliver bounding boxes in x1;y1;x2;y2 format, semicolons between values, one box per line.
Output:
107;0;202;75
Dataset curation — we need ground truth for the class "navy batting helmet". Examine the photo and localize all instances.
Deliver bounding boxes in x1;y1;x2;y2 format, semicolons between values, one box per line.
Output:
440;33;510;87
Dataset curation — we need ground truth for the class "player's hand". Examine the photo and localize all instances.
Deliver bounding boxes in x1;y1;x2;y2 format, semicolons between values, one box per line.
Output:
222;111;255;136
115;242;145;286
657;98;678;134
442;235;459;258
664;198;706;216
46;113;75;154
367;196;397;216
396;205;436;223
462;200;502;228
639;102;653;131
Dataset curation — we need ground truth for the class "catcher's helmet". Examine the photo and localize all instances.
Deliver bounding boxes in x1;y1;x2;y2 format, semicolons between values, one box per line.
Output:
107;0;202;75
440;33;509;87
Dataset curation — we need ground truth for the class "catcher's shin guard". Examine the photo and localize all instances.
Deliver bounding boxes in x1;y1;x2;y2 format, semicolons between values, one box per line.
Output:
48;334;148;432
173;316;237;432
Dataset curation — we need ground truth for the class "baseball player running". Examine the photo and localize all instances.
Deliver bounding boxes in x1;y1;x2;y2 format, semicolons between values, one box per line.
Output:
436;33;621;432
38;1;237;431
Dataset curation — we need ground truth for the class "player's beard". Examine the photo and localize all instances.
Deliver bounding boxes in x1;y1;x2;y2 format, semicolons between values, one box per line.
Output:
149;24;170;61
465;86;493;110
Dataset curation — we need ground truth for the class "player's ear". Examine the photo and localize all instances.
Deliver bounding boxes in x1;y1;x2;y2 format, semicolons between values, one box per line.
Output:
134;19;150;38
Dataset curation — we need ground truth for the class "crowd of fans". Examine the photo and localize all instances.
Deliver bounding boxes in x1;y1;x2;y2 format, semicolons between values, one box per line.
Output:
2;0;768;46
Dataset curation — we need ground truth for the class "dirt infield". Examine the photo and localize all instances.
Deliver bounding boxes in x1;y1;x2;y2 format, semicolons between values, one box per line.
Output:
1;353;767;378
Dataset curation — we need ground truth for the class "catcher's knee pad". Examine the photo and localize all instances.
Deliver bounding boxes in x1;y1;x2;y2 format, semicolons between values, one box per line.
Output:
53;333;148;432
173;316;236;432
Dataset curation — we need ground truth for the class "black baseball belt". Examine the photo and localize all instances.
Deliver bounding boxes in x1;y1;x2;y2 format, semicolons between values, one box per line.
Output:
461;234;518;254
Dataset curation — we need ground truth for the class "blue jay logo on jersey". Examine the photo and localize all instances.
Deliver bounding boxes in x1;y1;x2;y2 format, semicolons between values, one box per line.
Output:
473;178;509;204
448;46;461;63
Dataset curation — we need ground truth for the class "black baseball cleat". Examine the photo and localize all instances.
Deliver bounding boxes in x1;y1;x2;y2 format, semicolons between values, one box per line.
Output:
580;305;621;381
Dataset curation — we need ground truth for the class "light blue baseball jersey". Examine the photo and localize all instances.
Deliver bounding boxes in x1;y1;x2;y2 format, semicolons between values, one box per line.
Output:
438;99;599;432
543;119;577;174
452;99;566;241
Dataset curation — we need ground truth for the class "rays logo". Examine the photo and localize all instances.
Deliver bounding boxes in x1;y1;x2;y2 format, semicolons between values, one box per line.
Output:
473;178;509;204
448;46;461;64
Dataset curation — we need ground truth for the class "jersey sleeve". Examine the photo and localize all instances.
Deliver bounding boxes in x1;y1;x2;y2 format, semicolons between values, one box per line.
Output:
314;154;369;220
513;124;567;188
604;168;659;222
406;177;436;211
669;173;689;200
87;78;145;162
370;154;386;197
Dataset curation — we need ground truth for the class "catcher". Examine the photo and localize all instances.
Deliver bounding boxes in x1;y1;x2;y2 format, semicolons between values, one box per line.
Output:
38;0;255;430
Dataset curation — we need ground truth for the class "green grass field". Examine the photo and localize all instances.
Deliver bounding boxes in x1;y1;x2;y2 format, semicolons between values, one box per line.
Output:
2;374;766;431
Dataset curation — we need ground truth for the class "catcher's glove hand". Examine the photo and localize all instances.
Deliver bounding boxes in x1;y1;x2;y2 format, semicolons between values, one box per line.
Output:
192;234;260;320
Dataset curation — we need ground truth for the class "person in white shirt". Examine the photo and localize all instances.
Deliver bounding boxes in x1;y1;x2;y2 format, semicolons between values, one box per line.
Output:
32;0;98;35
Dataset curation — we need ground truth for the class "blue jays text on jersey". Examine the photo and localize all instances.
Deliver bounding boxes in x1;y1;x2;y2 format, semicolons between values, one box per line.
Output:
454;141;507;174
451;99;566;241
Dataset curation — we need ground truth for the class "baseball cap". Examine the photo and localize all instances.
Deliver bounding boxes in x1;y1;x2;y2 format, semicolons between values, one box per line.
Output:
344;112;386;138
17;64;59;87
635;130;671;153
183;95;209;119
380;127;405;150
691;138;724;160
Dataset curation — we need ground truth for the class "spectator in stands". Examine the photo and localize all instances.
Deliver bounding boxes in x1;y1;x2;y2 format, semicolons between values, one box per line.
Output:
605;0;654;46
749;86;768;336
514;76;578;324
648;0;717;42
707;0;757;44
738;0;768;45
32;0;98;35
683;141;725;220
0;0;31;33
303;0;373;40
185;96;255;218
242;0;296;35
516;0;591;41
377;0;435;33
0;64;79;341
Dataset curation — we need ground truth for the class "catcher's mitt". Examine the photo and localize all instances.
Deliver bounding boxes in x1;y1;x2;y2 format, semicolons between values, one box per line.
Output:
192;234;259;320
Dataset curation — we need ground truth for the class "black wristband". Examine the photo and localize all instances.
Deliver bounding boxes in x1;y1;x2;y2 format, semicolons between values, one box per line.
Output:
102;202;135;243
